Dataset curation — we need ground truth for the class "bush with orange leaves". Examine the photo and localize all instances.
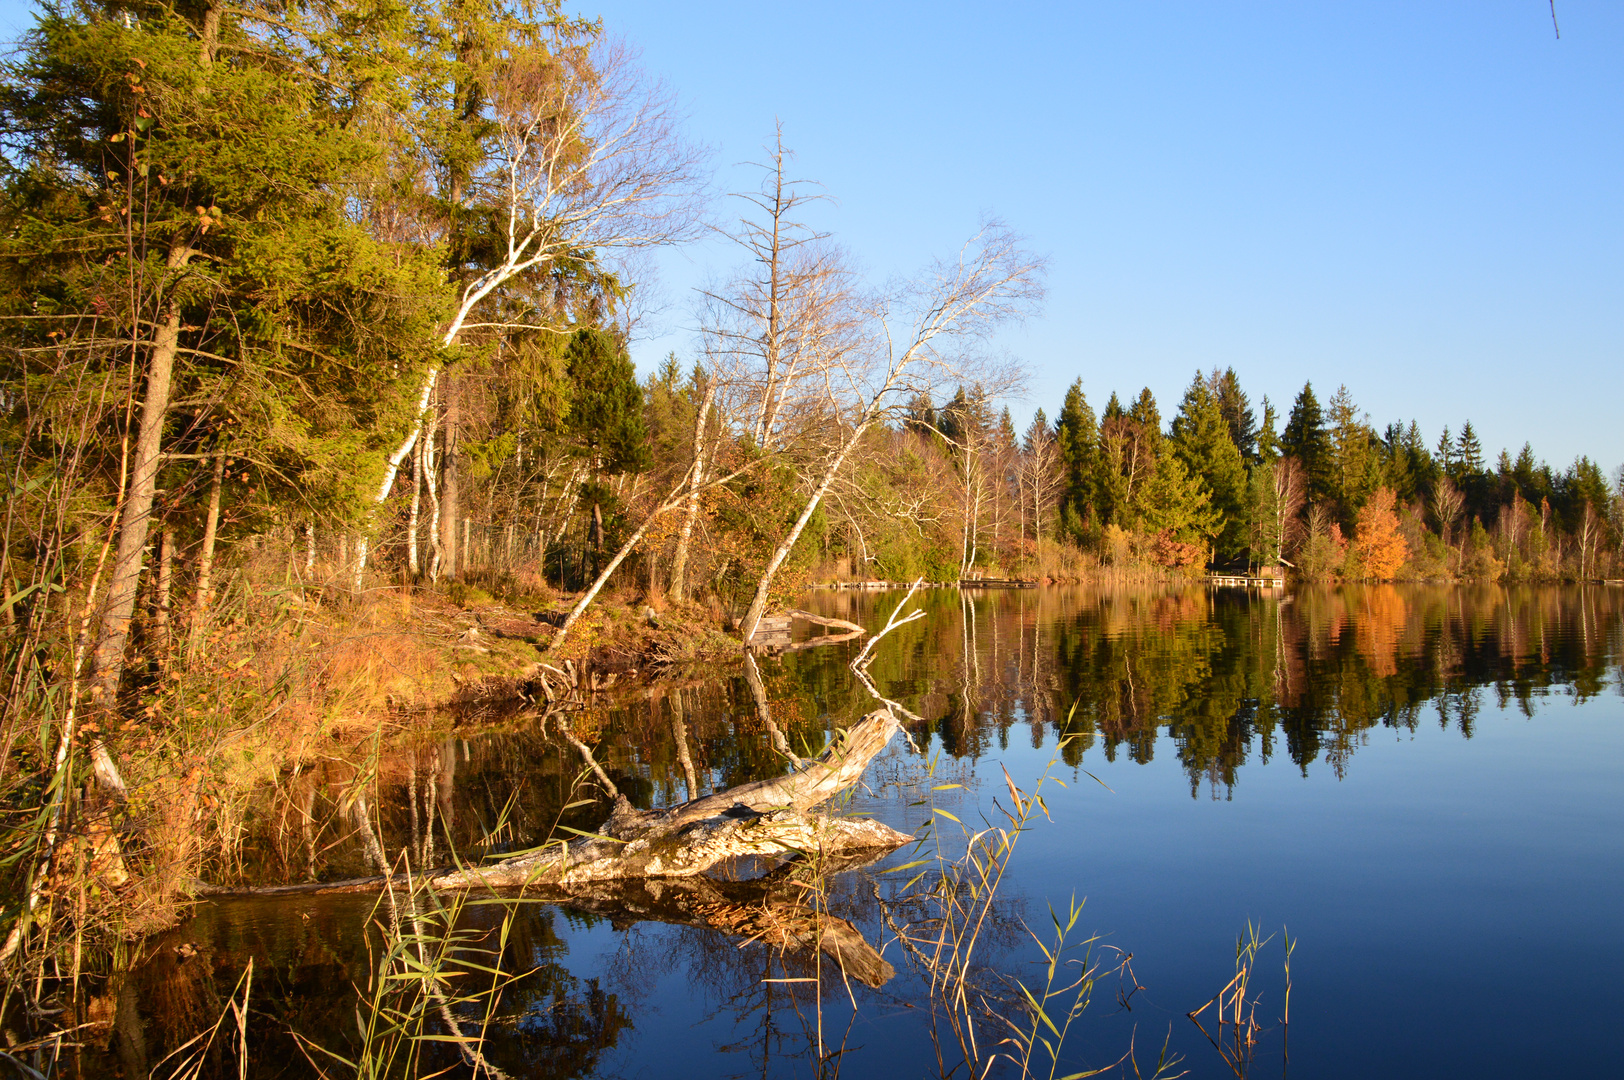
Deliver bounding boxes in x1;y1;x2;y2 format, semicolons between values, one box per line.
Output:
1352;486;1409;580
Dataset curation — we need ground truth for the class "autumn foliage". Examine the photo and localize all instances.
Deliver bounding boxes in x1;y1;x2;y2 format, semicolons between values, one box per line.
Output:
1352;486;1409;580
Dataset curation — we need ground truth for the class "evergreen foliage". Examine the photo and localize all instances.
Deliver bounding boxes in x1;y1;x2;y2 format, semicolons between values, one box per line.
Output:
1281;382;1332;503
1169;372;1246;558
1054;378;1098;539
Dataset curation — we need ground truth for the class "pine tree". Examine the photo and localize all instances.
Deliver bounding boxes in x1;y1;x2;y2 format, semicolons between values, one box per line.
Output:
1054;378;1098;538
1211;367;1257;462
1170;372;1247;558
1255;397;1280;464
1281;382;1332;503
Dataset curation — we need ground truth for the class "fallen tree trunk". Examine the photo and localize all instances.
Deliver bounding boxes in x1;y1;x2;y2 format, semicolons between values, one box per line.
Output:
193;710;908;989
195;709;906;897
433;708;905;887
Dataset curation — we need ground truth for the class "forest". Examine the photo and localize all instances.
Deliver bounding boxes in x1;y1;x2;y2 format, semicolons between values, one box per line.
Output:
2;0;1624;1057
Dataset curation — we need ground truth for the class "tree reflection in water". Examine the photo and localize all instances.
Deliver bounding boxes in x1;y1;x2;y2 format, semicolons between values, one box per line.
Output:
77;584;1623;1078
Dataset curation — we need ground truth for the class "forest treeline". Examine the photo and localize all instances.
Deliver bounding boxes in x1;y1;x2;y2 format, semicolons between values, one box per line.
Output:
990;370;1624;583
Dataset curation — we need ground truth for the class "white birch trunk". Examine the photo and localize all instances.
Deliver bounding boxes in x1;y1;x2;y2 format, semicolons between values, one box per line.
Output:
738;423;869;644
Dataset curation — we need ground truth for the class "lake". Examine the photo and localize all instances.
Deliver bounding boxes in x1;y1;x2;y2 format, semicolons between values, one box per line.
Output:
106;583;1624;1079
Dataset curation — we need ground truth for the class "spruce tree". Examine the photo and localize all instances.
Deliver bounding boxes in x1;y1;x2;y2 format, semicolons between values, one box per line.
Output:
1054;378;1098;537
1211;367;1257;462
1128;387;1163;455
1281;382;1332;503
1255;397;1280;463
1455;422;1485;476
1;0;448;708
1326;384;1376;519
565;327;651;474
1170;372;1246;558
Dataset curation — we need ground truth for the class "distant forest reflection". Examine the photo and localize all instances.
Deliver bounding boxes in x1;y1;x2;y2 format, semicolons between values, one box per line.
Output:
802;583;1624;795
226;584;1623;893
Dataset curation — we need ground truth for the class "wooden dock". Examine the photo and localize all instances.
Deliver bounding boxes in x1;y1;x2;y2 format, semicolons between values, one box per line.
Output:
1206;575;1286;588
812;579;1035;590
957;578;1036;589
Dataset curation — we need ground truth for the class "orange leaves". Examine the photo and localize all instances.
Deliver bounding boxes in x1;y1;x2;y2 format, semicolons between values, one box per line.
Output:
1352;486;1409;581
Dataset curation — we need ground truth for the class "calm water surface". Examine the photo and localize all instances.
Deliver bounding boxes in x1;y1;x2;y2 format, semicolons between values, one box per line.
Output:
117;584;1624;1079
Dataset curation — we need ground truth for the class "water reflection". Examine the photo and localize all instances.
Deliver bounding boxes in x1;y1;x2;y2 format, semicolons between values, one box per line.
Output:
812;583;1623;796
88;584;1623;1079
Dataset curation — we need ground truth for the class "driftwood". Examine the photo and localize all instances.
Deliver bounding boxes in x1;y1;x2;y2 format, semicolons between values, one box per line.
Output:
192;709;907;984
433;709;906;888
195;710;907;897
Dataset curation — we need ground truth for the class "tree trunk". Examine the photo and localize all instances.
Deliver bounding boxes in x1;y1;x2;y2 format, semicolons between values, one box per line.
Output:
591;501;604;577
424;408;444;582
152;524;175;660
407;432;423;577
88;240;189;728
187;448;225;652
551;494;680;650
551;464;584;545
441;383;461;580
303;522;316;575
667;387;714;604
739;423;869;645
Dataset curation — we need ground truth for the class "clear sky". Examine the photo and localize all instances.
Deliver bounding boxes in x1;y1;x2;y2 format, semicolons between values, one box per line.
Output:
3;1;1618;474
584;0;1622;475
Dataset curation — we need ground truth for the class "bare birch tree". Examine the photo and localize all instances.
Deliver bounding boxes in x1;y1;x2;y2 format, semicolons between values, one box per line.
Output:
1020;415;1065;547
735;222;1043;643
356;34;708;582
1271;456;1308;566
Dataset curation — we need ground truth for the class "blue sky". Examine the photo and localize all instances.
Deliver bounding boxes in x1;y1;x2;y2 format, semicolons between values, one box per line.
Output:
585;0;1622;474
4;1;1618;473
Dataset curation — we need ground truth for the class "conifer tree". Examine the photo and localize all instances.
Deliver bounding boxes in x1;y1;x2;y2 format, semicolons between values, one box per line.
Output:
1455;422;1485;477
1054;378;1098;538
1211;367;1257;462
1134;453;1220;551
1435;426;1454;476
1255;397;1280;464
1281;382;1332;503
565;327;651;475
1170;372;1246;558
1128;387;1164;455
2;0;446;716
1326;384;1376;519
